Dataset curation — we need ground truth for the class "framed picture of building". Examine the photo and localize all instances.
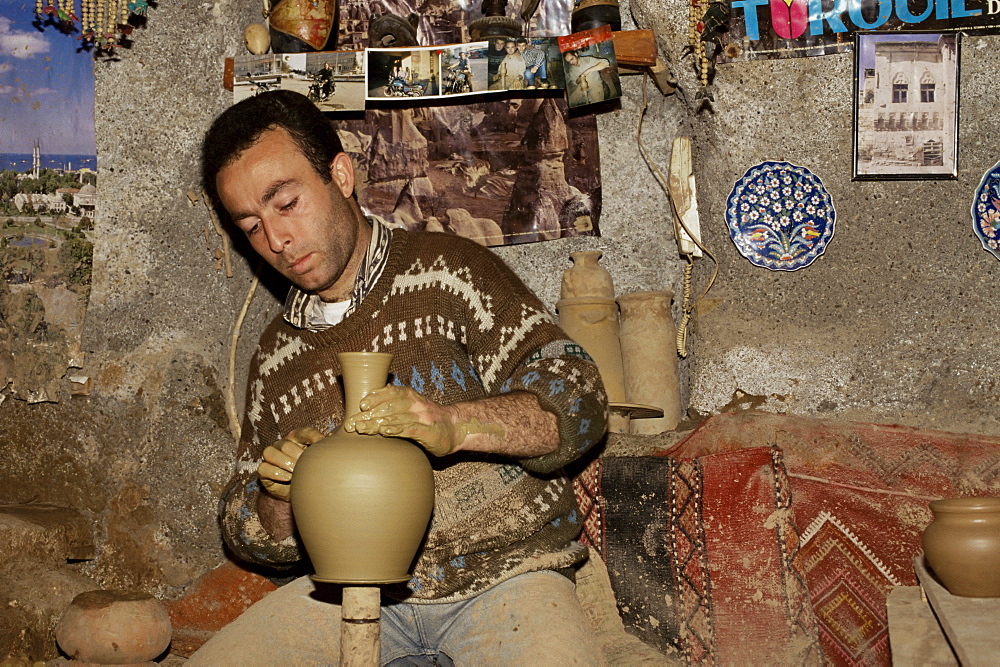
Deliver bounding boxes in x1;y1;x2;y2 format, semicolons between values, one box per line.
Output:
853;32;959;180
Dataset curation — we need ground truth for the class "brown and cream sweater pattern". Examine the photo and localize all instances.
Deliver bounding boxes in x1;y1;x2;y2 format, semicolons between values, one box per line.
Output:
219;229;608;602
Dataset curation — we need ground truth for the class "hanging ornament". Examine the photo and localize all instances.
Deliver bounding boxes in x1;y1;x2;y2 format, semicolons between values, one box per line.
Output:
33;0;152;56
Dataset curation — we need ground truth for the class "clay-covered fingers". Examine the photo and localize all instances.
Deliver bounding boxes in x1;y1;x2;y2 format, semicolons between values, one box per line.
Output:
257;427;324;500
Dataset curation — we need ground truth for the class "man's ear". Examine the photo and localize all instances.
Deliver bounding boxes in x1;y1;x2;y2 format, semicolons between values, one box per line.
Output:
329;152;355;199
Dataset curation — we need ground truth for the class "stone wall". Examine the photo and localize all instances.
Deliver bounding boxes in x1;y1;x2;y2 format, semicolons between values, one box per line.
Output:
2;0;998;659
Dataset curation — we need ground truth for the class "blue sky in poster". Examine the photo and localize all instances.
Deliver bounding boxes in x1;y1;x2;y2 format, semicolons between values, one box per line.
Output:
0;0;95;155
858;32;943;72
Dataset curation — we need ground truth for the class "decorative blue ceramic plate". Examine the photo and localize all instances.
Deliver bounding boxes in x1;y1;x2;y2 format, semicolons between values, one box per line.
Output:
972;161;1000;261
725;161;835;271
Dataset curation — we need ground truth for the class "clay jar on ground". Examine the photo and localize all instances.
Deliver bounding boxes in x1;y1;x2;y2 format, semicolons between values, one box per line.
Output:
291;352;435;584
921;497;1000;597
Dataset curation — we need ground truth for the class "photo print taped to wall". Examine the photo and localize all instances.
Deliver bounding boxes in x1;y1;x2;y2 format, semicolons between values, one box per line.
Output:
557;25;622;109
852;31;959;180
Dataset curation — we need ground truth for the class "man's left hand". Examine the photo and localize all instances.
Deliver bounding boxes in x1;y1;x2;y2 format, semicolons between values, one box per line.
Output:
343;385;461;457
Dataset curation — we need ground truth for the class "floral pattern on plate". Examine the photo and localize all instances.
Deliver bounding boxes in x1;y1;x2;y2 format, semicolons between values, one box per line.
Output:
972;160;1000;261
725;161;835;271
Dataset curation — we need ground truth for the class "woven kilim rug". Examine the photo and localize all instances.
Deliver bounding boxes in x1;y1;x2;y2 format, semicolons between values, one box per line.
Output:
574;446;822;664
664;411;1000;666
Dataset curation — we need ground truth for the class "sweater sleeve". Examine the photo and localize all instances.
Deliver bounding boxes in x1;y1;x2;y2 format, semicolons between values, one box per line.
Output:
451;238;608;474
217;345;306;569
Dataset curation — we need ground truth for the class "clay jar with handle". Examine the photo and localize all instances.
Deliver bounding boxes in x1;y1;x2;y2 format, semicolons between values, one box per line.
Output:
291;351;435;584
921;497;1000;597
556;297;627;404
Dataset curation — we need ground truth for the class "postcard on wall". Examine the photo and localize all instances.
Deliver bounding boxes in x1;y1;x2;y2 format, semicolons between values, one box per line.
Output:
722;0;996;61
487;37;565;92
557;25;621;109
852;32;959;180
438;43;490;96
279;51;366;111
366;47;442;99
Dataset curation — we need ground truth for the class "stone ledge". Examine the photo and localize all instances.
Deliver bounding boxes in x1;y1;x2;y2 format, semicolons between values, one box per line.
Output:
0;505;94;564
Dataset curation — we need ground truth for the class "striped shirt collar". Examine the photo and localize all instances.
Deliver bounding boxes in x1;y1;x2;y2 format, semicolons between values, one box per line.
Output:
282;215;392;331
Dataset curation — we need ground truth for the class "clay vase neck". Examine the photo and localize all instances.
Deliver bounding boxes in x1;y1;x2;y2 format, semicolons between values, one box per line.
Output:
290;351;435;584
921;497;1000;597
561;251;615;300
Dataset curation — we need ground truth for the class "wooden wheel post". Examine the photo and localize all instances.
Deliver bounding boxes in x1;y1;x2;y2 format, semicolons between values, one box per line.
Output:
341;586;381;665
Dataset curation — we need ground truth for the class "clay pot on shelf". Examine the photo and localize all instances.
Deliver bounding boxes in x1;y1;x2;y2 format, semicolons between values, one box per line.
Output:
617;290;682;434
291;352;435;584
560;251;615;300
921;497;1000;598
55;590;171;664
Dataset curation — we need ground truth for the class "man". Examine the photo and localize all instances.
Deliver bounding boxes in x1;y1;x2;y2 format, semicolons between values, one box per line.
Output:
446;51;472;94
491;39;526;91
516;37;549;89
563;48;612;106
192;90;609;663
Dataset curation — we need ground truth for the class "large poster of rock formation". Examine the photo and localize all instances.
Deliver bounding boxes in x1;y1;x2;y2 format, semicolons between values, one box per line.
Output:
336;97;601;245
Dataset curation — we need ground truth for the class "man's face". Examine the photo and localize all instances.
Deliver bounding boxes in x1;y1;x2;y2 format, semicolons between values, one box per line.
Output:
493;38;505;51
216;128;362;301
564;52;579;67
505;41;516;54
516;42;527;53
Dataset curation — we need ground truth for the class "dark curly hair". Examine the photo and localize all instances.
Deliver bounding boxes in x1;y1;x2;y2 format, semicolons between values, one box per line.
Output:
201;90;345;205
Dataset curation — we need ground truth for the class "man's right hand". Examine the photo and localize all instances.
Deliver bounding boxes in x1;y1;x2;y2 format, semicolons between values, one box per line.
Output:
258;426;324;501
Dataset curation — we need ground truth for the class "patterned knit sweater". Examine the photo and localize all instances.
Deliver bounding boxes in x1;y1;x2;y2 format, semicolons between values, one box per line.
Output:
219;228;608;602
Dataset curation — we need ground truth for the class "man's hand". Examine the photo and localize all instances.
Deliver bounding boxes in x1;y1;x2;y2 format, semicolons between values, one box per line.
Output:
258;426;324;500
343;385;492;457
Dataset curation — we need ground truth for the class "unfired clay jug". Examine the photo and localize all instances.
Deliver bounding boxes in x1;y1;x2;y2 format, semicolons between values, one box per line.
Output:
556;296;627;404
921;497;1000;597
291;352;435;584
560;251;615;300
617;291;682;434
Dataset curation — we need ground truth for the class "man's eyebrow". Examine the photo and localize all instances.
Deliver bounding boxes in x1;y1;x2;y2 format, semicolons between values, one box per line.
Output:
262;179;296;206
229;178;296;223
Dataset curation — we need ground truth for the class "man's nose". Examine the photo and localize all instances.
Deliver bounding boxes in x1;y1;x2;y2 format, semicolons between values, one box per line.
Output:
262;217;291;254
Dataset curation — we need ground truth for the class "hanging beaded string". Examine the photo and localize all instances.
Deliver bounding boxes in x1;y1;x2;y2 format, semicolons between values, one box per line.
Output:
35;0;148;52
688;0;711;87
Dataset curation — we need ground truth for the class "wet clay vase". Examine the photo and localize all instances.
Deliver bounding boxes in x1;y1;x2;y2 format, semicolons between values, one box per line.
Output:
617;291;682;435
291;352;435;584
560;251;615;300
921;497;1000;597
556;296;627;404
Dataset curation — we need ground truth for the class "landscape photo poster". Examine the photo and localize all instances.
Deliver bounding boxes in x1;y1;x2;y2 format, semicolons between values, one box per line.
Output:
0;0;97;402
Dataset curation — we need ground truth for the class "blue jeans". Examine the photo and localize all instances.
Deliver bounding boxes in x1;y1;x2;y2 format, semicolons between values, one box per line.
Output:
189;570;606;665
524;58;547;86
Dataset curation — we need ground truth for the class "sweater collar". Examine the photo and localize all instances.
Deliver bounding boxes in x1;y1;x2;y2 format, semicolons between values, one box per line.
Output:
282;214;393;331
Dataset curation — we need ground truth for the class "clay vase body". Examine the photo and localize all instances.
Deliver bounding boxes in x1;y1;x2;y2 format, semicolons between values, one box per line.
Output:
921;497;1000;597
291;352;434;584
617;291;682;434
556;297;626;403
560;251;615;300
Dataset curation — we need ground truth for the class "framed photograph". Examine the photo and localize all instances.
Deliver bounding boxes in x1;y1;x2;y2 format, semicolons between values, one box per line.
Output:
853;32;959;180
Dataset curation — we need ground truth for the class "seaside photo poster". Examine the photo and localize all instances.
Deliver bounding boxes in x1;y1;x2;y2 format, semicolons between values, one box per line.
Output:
1;0;98;402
